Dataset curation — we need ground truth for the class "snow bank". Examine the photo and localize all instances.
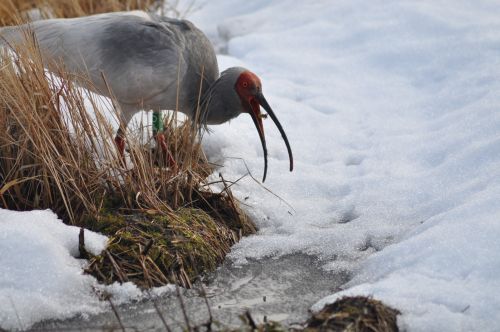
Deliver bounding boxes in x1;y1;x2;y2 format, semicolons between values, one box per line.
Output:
312;191;500;330
0;209;174;330
0;209;106;330
180;0;500;330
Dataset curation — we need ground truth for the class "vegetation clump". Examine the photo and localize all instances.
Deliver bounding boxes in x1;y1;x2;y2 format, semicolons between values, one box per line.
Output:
303;296;400;332
85;195;255;288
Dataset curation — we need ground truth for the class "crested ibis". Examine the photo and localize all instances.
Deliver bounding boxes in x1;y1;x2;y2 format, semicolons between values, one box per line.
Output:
0;11;293;182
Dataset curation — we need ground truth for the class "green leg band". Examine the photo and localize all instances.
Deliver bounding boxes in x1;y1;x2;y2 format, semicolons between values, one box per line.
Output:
152;111;164;135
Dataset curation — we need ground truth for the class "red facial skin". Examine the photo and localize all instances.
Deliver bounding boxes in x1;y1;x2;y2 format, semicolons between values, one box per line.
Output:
235;71;264;134
235;71;294;180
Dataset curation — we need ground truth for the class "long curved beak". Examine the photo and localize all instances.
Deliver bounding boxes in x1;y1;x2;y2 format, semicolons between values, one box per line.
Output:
248;92;294;182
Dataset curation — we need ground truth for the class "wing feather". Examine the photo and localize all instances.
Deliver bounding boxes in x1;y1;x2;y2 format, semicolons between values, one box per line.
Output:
0;12;187;109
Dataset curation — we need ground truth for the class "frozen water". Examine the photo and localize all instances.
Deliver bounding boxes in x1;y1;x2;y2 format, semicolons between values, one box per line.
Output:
35;254;346;331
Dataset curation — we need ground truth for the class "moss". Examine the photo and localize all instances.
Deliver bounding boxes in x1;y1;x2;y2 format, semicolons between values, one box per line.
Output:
79;211;127;234
84;191;256;289
191;190;257;236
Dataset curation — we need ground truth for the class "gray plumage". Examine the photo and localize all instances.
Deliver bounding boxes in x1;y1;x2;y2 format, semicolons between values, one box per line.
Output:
0;11;293;182
0;11;227;124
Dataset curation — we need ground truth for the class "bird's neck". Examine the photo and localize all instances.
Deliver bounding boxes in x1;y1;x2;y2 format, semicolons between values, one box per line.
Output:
191;74;240;126
194;78;223;125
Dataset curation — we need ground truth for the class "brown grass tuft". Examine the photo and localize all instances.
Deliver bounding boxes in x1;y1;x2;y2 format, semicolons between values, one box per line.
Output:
0;33;184;222
305;296;401;332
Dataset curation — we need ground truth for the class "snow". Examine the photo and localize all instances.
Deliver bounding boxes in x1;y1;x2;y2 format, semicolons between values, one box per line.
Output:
0;209;105;330
179;0;500;330
312;191;500;331
0;209;174;330
2;0;500;330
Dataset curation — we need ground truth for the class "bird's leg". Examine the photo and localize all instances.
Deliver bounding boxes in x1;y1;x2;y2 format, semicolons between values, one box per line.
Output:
152;111;176;168
114;127;126;165
115;107;136;166
155;132;176;167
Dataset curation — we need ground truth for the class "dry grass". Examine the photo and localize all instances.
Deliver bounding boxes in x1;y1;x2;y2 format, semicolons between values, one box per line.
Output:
0;0;167;25
0;8;255;288
304;296;400;332
0;33;201;222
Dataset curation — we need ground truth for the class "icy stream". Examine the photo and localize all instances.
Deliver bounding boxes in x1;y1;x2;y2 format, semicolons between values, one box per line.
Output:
36;254;347;331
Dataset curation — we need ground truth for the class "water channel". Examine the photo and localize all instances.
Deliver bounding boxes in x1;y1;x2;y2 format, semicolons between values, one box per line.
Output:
37;254;348;331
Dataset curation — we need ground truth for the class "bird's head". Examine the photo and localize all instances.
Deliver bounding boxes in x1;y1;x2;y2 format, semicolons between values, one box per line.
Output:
201;66;293;182
199;67;293;182
232;68;293;182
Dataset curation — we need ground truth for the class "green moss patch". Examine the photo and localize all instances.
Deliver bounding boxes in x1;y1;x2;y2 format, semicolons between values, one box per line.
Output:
83;190;256;289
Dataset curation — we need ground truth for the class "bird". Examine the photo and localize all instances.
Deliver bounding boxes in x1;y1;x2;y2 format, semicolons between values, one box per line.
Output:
0;10;293;182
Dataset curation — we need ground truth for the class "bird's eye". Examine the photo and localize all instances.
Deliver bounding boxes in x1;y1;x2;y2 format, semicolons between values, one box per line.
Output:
242;82;248;88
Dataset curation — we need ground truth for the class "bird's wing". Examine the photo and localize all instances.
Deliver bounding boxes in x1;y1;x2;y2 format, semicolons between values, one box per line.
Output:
0;12;188;108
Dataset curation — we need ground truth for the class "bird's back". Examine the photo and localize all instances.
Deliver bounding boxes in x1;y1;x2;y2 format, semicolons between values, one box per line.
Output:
0;11;219;115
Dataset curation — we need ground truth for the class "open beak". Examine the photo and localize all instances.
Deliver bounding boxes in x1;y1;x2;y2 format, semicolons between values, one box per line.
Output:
248;92;294;182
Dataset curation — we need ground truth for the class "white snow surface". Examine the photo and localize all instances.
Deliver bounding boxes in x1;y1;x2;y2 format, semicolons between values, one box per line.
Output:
179;0;500;330
1;0;500;330
0;209;106;330
0;209;174;330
